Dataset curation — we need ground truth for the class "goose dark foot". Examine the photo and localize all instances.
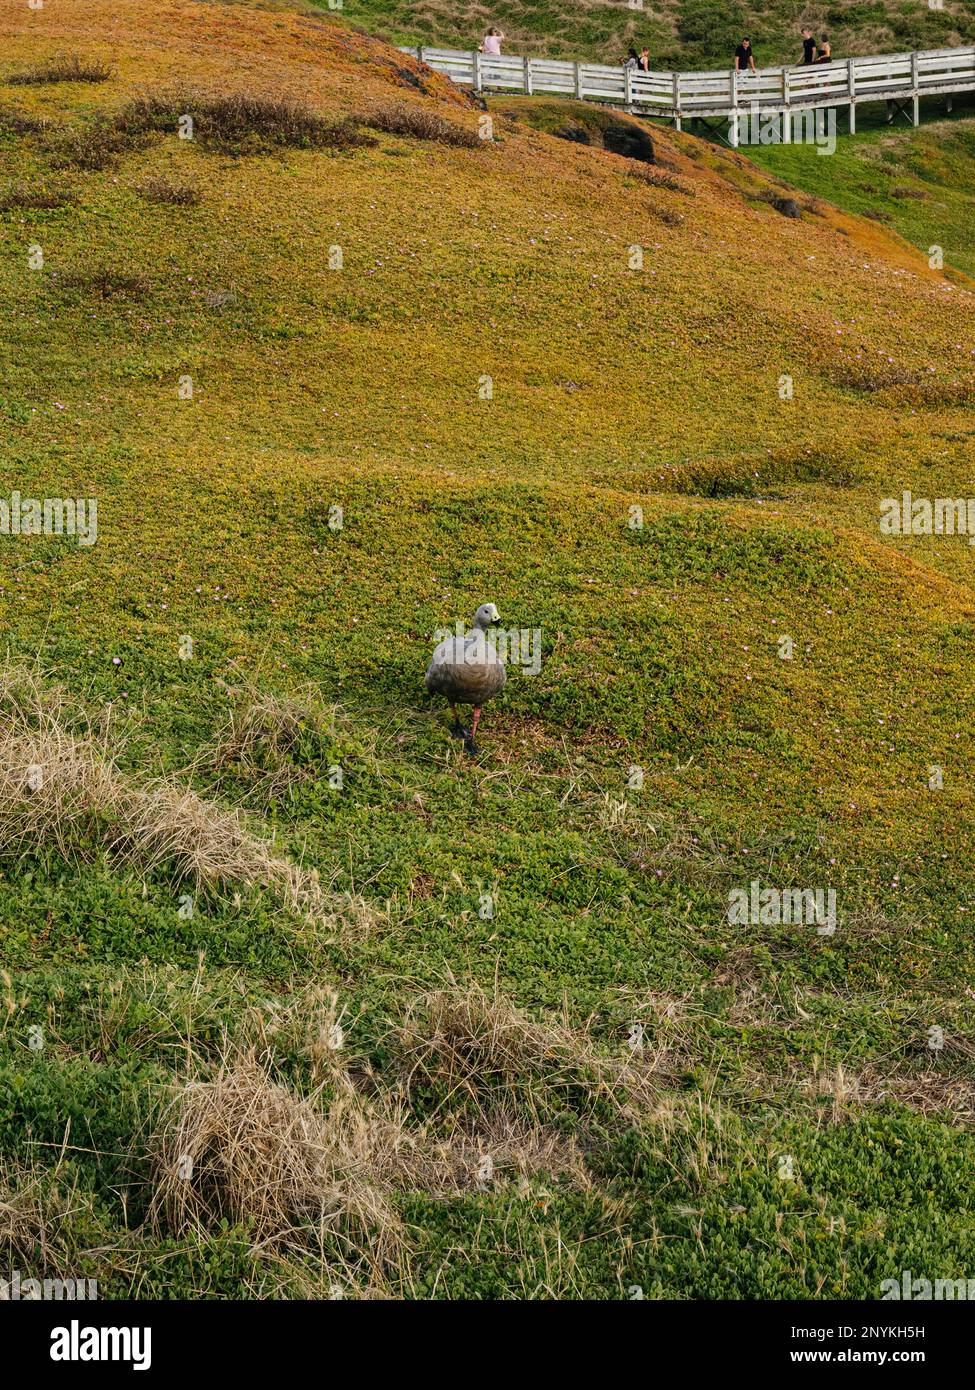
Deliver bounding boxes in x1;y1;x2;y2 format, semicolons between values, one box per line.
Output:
449;720;466;739
463;732;480;759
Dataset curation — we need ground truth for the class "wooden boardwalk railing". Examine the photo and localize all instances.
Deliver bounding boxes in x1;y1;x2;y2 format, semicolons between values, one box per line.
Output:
404;44;975;139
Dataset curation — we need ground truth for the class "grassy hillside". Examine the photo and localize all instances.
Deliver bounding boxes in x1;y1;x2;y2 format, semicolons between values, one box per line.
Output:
327;0;975;68
747;115;975;279
1;0;975;1299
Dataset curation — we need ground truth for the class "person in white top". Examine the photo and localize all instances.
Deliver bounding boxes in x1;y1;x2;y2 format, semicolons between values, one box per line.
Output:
481;27;505;55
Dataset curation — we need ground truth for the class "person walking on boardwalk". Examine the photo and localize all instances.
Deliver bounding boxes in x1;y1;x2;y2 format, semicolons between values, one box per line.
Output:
799;28;816;64
816;35;832;62
481;26;505;55
734;37;757;73
638;46;651;72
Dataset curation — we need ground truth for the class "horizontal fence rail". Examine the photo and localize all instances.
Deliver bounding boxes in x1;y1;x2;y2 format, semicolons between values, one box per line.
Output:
403;44;975;137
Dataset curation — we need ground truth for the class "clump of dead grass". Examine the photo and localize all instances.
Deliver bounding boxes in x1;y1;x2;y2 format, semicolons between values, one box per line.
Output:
116;89;376;154
623;818;731;890
647;201;684;226
625;160;692;195
135;174;201;206
0;179;75;211
360;102;482;148
7;54;114;86
823;1061;975;1127
0;661;377;933
830;359;923;393
412;1109;590;1194
0;106;51;136
242;987;594;1197
0;665;119;860
0;1155;102;1281
143;1038;586;1295
391;975;658;1123
45;120;147;171
245;984;351;1087
146;1050;401;1274
200;683;331;809
52;266;151;300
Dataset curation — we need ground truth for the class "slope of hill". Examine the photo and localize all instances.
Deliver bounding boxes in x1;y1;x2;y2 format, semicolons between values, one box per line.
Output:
747;115;975;279
1;0;974;1299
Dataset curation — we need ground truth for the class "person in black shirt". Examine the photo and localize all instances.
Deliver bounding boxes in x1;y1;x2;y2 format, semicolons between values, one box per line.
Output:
816;35;832;62
800;28;816;64
734;38;756;73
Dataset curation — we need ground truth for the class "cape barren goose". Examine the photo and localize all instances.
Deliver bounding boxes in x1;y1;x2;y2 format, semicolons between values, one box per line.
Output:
425;603;507;757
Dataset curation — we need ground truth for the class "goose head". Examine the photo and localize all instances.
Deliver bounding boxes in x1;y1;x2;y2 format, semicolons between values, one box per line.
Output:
472;602;502;631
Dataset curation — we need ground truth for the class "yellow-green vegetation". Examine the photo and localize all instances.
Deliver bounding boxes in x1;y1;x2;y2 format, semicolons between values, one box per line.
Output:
1;0;974;1299
748;115;975;280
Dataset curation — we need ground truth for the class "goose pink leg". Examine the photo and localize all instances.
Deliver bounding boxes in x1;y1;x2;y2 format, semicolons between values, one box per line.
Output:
463;707;482;758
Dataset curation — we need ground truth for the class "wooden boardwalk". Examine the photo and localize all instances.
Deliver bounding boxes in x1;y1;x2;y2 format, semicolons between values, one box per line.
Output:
404;44;975;141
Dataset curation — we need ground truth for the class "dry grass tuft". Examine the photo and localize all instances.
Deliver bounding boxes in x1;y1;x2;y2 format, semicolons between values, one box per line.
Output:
211;687;320;765
144;1037;587;1294
0;1156;100;1281
0;106;51;136
46;121;148;171
0;1162;59;1268
39;116;149;171
624;819;731;889
648;202;684;227
0;179;75;211
361;102;482;149
116;89;376;154
7;54;114;86
829;360;923;393
392;975;657;1122
409;1109;591;1194
625;160;692;195
201;684;331;808
243;988;595;1197
818;1062;975;1126
0;665;120;860
115;779;357;928
135;174;201;206
147;1051;401;1271
0;661;377;933
53;267;151;300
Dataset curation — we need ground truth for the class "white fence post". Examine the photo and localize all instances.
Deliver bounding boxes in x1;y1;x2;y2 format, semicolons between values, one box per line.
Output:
782;68;791;143
729;67;738;144
624;65;633;106
574;61;583;98
523;55;532;94
847;56;856;133
672;71;681;129
911;51;920;124
472;49;482;91
782;66;790;144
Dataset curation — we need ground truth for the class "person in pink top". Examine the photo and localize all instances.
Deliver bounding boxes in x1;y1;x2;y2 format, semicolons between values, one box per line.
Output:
481;27;505;55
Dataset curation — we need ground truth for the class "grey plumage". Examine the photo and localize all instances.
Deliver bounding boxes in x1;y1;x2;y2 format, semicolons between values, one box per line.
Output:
425;603;506;755
425;603;507;704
